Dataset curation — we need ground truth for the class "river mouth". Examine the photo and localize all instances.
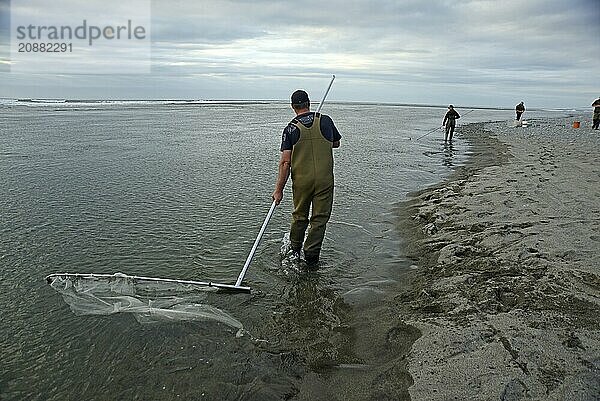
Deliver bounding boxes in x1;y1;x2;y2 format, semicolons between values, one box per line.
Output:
2;102;534;400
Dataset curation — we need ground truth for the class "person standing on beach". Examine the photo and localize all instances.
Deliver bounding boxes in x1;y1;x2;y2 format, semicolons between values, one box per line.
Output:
592;97;600;129
516;101;526;120
272;90;341;267
443;105;460;142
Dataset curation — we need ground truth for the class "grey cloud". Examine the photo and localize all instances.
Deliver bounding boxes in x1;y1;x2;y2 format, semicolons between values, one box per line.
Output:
152;18;268;44
0;0;598;107
0;0;8;72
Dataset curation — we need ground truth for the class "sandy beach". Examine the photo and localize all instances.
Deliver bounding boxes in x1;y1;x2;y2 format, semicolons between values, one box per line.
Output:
395;116;600;400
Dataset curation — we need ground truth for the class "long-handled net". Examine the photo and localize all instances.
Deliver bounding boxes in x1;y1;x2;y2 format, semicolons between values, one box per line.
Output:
44;195;274;333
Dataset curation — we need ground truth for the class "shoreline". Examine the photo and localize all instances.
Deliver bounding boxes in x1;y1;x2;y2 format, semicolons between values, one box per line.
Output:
395;117;600;400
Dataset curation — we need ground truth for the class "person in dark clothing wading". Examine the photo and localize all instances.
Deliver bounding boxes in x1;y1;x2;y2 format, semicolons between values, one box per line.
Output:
516;102;525;121
443;105;460;142
272;90;341;267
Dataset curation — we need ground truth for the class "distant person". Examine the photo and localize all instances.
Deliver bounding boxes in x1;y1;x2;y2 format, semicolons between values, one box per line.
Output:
443;105;460;142
272;90;341;267
592;97;600;130
515;102;525;120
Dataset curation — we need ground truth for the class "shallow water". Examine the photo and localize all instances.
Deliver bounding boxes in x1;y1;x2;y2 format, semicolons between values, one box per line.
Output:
0;102;558;400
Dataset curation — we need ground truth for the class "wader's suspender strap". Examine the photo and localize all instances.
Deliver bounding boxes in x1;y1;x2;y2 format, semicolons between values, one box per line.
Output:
290;113;321;129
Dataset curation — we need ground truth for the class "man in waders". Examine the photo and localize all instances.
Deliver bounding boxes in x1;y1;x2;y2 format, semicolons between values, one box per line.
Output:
443;105;460;142
272;90;341;267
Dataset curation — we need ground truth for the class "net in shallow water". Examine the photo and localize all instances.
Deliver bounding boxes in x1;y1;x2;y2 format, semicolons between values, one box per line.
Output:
47;273;244;336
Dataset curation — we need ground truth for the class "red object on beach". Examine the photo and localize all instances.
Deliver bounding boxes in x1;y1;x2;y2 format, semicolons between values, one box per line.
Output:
573;121;580;128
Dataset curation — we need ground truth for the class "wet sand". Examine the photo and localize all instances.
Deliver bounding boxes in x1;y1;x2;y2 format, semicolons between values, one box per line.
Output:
395;117;600;400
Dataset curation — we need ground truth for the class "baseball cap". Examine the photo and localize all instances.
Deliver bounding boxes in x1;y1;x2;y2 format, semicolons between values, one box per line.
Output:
291;90;309;105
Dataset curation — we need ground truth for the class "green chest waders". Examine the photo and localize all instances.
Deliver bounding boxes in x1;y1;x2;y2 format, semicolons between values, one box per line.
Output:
289;113;334;260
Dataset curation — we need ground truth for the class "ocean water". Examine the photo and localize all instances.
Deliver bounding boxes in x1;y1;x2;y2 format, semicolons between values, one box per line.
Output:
0;101;555;400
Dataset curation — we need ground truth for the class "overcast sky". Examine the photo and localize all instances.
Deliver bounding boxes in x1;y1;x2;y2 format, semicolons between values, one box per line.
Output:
0;0;598;108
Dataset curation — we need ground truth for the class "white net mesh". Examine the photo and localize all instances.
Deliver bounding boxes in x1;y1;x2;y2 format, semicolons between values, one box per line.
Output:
48;273;244;336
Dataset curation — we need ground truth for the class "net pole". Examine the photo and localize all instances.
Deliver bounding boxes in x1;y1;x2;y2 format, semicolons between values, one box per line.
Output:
235;200;277;287
316;75;335;113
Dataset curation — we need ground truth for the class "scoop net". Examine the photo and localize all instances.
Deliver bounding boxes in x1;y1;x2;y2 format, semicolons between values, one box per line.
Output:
47;273;245;336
